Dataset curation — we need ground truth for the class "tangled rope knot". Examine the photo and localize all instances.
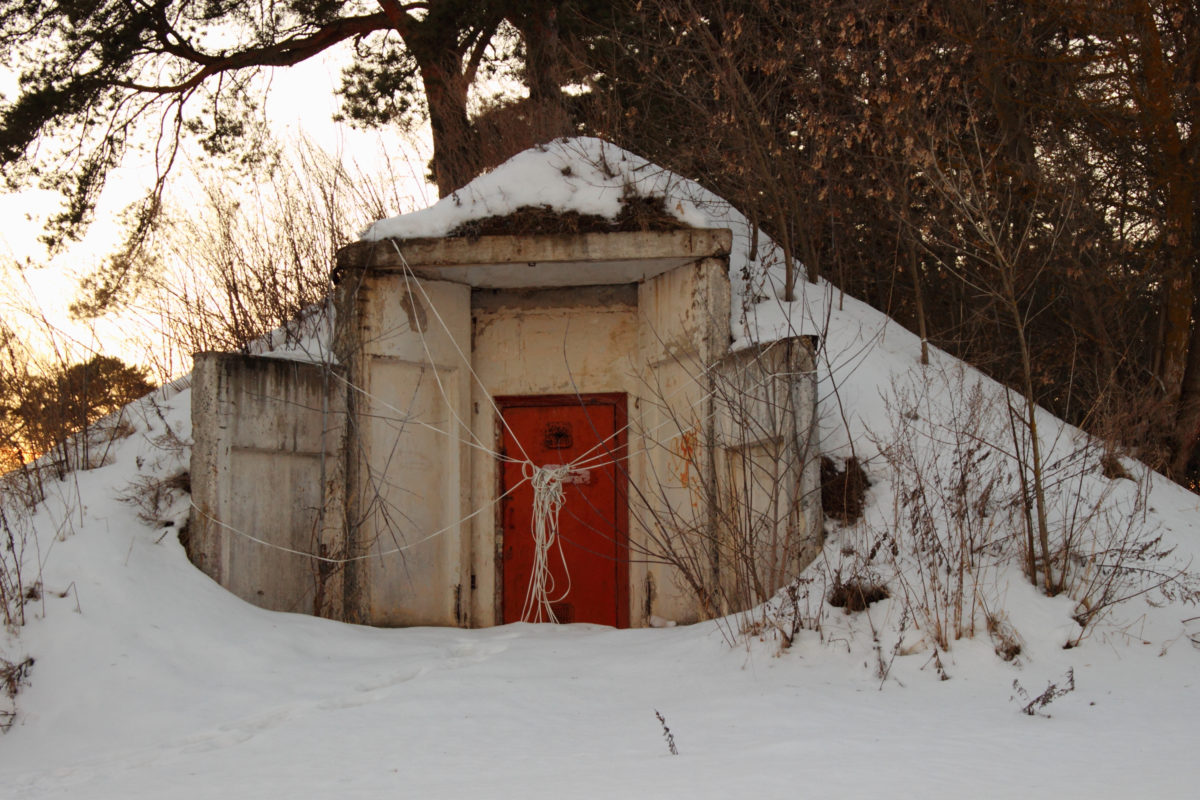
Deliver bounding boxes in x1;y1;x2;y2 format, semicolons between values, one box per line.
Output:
523;463;573;622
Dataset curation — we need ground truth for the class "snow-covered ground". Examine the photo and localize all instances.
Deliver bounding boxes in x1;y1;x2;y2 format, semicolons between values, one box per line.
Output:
3;139;1199;798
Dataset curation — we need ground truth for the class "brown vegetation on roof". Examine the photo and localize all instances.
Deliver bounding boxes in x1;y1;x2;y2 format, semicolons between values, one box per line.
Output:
448;195;689;239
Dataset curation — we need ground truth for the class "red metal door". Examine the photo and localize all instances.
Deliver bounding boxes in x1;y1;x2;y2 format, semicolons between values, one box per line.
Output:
499;395;628;627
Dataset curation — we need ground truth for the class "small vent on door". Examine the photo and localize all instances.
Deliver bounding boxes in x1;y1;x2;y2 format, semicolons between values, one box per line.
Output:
550;602;575;623
543;422;572;449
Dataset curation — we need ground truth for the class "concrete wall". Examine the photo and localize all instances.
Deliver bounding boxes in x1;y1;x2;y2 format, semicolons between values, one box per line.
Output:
335;271;472;626
713;337;821;611
190;353;347;617
465;263;763;628
632;256;733;624
333;253;818;629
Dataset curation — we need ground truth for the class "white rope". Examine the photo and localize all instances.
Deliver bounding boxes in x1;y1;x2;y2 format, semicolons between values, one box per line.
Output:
393;244;533;465
331;371;523;463
188;474;527;564
521;463;573;622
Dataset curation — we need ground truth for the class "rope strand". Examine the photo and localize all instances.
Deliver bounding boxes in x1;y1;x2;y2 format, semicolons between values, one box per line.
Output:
521;464;574;622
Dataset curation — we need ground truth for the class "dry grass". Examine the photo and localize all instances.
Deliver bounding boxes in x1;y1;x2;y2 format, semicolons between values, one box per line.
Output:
0;655;34;731
448;195;688;239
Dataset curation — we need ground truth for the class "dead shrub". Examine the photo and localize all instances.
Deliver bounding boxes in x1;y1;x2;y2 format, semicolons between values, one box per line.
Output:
141;137;391;371
0;656;33;699
871;371;1014;649
767;576;825;648
0;655;34;732
0;495;38;629
121;469;191;526
871;365;1199;655
1012;668;1075;717
986;611;1023;662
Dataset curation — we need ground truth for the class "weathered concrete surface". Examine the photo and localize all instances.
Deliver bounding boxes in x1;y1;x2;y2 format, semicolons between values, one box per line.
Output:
337;229;734;289
631;256;733;625
335;272;472;627
713;337;821;612
190;353;347;618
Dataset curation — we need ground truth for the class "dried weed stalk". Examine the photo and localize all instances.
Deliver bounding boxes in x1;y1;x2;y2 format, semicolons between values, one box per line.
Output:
872;364;1199;653
628;337;822;644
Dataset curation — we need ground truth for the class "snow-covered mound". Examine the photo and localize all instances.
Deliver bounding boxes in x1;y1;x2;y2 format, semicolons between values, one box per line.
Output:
2;139;1199;798
363;136;823;348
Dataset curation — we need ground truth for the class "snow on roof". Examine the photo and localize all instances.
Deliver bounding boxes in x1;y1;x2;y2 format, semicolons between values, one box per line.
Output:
361;137;827;348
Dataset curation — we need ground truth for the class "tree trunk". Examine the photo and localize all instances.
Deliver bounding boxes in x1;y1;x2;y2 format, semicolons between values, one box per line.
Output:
1171;284;1200;478
907;241;929;366
1006;291;1055;592
1123;0;1198;477
384;1;492;197
518;1;570;137
420;55;481;197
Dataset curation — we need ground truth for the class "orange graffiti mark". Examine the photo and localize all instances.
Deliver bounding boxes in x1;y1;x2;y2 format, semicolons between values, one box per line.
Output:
674;427;699;490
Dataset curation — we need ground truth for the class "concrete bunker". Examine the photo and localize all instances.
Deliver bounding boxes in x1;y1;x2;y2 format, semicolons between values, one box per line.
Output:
190;207;821;628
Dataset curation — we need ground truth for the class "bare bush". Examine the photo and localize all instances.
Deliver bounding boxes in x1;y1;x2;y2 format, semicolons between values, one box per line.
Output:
763;575;826;649
1012;668;1075;717
873;370;1015;649
0;468;40;731
868;364;1199;653
986;609;1024;662
0;496;36;630
134;139;411;373
629;337;822;642
0;655;34;732
120;470;191;527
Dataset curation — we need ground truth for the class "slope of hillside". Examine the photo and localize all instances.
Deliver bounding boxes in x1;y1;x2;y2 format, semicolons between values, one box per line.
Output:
2;139;1198;799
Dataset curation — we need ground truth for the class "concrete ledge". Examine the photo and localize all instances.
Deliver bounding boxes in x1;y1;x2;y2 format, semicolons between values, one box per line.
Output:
336;229;733;288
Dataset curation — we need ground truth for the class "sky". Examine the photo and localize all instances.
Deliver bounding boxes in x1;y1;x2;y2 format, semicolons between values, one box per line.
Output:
0;48;435;373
